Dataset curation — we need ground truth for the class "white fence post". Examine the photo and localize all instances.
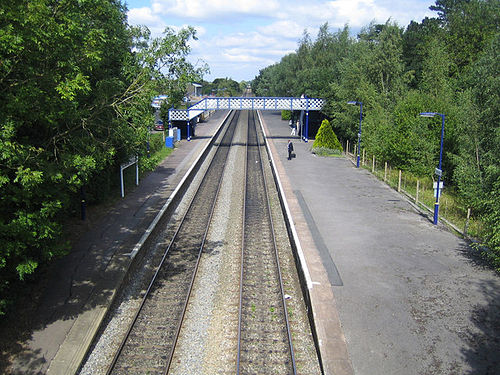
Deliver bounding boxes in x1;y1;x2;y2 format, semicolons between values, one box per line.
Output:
464;208;471;236
416;180;420;205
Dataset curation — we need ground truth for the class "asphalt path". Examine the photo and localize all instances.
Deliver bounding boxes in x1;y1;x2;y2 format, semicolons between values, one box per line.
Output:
262;110;500;375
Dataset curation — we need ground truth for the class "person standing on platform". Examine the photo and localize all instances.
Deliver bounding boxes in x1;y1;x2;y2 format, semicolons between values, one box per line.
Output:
291;120;297;136
287;140;294;160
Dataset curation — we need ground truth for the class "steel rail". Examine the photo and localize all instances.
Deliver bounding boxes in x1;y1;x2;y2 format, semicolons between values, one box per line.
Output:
236;113;248;373
106;111;239;375
252;110;297;374
162;112;236;374
236;110;297;374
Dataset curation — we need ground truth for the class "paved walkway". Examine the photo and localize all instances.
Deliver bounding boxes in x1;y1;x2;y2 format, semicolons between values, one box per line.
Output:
8;111;228;375
259;110;500;375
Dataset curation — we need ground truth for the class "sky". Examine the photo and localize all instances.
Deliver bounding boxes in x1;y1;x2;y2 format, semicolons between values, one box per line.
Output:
124;0;436;82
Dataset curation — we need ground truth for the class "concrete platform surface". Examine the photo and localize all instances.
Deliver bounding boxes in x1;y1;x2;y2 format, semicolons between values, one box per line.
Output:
259;110;500;375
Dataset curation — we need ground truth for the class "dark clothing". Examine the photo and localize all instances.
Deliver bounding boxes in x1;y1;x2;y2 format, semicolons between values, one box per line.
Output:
287;141;294;160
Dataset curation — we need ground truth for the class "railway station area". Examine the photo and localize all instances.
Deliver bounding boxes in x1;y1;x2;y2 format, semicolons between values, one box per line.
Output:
5;102;500;375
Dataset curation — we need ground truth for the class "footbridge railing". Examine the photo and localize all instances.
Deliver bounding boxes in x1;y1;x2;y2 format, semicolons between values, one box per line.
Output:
168;96;325;141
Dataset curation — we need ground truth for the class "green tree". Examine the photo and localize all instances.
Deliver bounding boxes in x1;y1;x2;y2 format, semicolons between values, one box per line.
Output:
203;77;241;96
252;2;500;270
402;18;443;88
312;119;343;153
454;33;500;266
0;0;205;314
431;0;500;74
0;0;131;314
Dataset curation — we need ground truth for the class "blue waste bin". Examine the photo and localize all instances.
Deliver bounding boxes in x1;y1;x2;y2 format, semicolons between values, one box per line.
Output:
165;136;174;148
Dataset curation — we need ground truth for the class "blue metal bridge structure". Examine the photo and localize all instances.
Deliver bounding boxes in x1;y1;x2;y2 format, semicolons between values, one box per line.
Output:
167;96;325;142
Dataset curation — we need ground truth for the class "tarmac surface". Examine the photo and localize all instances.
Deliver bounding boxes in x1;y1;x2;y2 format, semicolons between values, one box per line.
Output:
6;109;500;375
260;110;500;375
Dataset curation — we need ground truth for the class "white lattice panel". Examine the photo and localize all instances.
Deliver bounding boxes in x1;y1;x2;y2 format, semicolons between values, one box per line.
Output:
307;98;323;110
253;98;264;109
205;98;218;109
169;110;187;121
241;98;253;109
169;97;324;121
276;98;292;109
168;109;204;121
291;98;302;109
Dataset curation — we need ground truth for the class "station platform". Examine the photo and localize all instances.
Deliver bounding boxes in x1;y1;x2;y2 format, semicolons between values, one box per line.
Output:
258;111;499;375
6;111;229;375
6;109;499;375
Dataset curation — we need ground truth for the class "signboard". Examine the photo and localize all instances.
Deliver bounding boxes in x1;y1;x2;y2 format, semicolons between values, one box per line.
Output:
433;181;444;198
120;156;139;197
121;156;138;170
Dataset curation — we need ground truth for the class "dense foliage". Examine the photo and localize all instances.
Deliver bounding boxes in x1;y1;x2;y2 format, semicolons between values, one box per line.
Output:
0;0;205;314
252;0;500;269
201;77;242;97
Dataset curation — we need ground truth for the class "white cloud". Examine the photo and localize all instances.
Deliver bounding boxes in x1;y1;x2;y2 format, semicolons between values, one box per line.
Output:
127;7;167;36
127;7;165;28
285;0;390;29
151;0;280;20
257;20;303;39
224;47;294;58
221;52;266;63
126;0;436;81
214;32;281;49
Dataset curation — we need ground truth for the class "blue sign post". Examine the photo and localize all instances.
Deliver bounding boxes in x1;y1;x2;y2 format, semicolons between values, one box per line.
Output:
419;112;445;225
348;101;363;168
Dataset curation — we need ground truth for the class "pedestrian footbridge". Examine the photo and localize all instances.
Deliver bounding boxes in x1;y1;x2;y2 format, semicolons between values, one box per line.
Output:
168;96;325;141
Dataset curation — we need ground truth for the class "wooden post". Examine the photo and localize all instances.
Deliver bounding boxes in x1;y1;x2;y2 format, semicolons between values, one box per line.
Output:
464;208;471;236
398;170;402;192
384;162;388;182
372;154;375;173
362;149;366;166
346;140;349;156
416;180;419;205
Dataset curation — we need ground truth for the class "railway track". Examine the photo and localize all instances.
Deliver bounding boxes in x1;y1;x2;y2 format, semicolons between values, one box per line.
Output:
98;109;310;375
237;111;296;374
106;111;240;375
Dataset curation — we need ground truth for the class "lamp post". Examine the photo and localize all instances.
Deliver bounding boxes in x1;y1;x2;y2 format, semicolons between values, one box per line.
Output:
419;112;445;225
348;101;363;168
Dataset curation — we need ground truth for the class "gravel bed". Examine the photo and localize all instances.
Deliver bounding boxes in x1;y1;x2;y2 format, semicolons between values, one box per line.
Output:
258;123;322;375
79;110;321;374
168;110;247;375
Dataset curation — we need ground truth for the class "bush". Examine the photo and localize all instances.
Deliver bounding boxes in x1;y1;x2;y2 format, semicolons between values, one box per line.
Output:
312;119;343;153
281;110;291;120
311;147;343;157
139;132;172;173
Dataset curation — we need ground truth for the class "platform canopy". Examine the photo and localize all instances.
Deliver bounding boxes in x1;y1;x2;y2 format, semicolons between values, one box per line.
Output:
168;96;324;122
